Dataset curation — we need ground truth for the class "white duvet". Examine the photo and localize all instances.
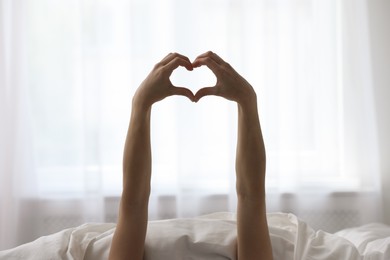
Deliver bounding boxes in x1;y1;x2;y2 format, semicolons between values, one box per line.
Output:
1;212;389;259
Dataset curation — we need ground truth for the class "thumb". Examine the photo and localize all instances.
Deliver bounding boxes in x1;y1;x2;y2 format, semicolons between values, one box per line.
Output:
170;86;196;102
194;87;218;102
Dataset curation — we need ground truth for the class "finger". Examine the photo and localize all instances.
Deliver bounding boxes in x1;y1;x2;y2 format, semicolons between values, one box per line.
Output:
160;52;193;69
194;86;219;102
170;86;195;102
164;56;194;74
159;52;174;64
193;51;225;65
191;57;221;77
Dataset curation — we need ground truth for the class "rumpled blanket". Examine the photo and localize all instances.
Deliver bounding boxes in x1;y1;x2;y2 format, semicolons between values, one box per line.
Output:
1;212;389;259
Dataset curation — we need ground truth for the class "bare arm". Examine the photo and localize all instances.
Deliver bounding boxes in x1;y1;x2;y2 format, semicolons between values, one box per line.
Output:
235;101;273;260
194;51;273;260
109;53;194;260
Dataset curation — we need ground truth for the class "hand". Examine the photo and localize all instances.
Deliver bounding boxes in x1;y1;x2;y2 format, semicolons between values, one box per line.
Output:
192;51;256;105
133;53;195;110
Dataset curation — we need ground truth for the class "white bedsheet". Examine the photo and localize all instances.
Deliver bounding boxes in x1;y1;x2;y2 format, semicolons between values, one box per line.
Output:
1;212;389;259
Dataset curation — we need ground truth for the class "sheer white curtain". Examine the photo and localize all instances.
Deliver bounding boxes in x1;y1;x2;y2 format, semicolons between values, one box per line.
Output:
0;0;36;249
0;0;384;250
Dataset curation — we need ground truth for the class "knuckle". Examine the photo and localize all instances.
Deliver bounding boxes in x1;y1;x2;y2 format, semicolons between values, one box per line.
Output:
169;57;181;67
153;62;162;69
154;66;165;77
222;61;231;68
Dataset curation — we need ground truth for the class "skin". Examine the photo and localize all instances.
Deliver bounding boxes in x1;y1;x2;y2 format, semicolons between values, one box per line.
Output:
109;51;273;260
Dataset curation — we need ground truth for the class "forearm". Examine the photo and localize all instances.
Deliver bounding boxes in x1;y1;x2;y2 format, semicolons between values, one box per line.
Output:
236;98;273;260
121;103;152;204
109;104;152;260
235;97;266;199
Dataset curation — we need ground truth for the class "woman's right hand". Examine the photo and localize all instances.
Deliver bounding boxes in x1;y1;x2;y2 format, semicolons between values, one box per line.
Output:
133;53;195;111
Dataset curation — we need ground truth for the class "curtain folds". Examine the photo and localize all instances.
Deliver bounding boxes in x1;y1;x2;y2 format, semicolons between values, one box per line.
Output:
0;0;384;249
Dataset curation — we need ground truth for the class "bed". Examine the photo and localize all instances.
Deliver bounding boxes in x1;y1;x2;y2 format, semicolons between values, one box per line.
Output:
1;212;389;259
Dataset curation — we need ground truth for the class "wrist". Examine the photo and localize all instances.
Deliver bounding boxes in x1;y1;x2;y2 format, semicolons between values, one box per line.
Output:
236;85;257;108
237;94;258;116
131;101;152;125
132;92;152;114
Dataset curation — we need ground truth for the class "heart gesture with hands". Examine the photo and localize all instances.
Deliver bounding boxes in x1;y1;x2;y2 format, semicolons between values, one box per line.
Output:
132;51;257;110
110;51;273;260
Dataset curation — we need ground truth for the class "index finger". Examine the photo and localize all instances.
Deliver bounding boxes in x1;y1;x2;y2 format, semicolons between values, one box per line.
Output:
194;51;225;65
191;57;222;77
164;56;194;75
160;52;193;67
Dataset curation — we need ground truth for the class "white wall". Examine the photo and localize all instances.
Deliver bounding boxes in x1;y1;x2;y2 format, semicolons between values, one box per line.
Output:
367;0;390;225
